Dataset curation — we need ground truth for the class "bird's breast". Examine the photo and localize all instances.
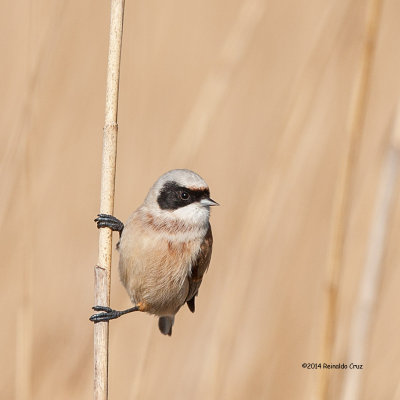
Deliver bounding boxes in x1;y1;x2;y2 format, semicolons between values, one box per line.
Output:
117;213;204;315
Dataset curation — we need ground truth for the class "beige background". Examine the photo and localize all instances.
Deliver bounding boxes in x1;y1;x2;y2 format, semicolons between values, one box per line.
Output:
2;0;400;399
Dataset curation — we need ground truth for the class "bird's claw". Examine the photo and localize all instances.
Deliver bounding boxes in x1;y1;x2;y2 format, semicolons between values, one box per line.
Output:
94;214;124;233
90;306;122;323
92;305;113;313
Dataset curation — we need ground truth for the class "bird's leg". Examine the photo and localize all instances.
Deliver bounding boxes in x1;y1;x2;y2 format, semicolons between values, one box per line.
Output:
94;214;124;237
89;305;139;323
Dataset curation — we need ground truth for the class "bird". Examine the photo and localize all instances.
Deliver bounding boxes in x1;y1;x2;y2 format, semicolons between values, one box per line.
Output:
90;169;218;336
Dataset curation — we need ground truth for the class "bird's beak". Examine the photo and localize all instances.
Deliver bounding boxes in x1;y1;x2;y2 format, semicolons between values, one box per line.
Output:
200;198;219;207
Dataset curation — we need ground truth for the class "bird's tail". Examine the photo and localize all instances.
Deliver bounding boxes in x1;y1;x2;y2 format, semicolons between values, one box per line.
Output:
158;316;175;336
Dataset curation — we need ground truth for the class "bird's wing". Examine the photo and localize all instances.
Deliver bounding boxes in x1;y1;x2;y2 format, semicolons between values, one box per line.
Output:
185;225;213;313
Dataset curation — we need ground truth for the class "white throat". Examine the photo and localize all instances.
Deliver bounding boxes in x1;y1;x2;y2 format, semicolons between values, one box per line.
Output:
142;203;210;242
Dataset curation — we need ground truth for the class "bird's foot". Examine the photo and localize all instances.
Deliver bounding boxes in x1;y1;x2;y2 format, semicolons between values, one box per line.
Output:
90;306;122;322
89;305;139;323
94;214;124;234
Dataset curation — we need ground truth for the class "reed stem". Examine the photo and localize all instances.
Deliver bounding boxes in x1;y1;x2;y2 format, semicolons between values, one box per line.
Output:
94;2;125;399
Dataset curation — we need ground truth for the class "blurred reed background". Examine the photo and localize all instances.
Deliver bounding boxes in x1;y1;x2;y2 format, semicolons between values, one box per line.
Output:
2;0;400;399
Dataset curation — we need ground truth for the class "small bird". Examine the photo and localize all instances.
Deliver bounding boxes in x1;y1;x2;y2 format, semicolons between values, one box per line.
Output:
90;169;218;336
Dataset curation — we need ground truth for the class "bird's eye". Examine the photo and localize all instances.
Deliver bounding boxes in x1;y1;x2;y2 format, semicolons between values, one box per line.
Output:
180;191;190;200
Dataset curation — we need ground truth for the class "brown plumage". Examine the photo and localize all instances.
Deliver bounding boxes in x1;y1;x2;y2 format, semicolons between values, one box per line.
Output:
185;226;213;313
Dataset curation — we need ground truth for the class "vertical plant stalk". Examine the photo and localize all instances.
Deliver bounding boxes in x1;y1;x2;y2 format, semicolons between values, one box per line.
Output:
16;150;33;400
317;0;383;398
94;1;125;400
340;107;400;400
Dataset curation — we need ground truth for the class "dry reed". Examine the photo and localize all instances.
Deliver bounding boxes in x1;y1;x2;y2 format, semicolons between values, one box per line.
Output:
340;106;400;400
15;161;33;400
94;1;125;399
317;0;383;398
